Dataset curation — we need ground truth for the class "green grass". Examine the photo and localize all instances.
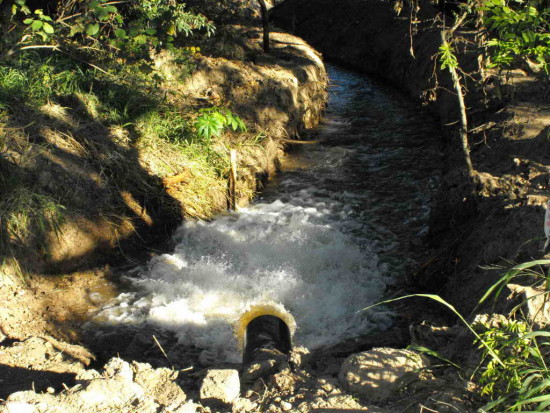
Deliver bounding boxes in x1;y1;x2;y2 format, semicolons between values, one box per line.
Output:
0;181;66;249
0;49;247;260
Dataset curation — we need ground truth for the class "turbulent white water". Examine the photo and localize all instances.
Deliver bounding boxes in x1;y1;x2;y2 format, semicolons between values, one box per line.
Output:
92;66;438;362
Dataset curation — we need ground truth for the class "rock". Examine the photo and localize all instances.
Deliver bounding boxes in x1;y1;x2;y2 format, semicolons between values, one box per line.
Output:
339;347;429;402
472;313;508;329
200;369;240;406
76;369;102;382
232;397;258;413
132;361;187;411
289;346;310;368
0;401;37;413
102;357;134;382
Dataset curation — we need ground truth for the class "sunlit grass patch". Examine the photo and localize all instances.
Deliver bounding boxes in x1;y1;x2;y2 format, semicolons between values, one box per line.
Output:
0;183;66;249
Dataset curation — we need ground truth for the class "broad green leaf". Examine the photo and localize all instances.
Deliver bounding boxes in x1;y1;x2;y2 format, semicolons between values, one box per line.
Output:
114;28;126;38
86;23;100;36
30;20;43;30
42;22;54;34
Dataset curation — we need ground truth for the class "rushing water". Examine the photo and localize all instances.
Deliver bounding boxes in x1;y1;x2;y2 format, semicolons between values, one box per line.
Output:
89;65;440;363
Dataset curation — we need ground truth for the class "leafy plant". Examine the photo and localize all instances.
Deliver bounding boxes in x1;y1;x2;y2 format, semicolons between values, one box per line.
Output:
439;41;459;70
2;0;215;58
194;107;247;143
22;9;54;41
475;319;550;411
479;0;550;73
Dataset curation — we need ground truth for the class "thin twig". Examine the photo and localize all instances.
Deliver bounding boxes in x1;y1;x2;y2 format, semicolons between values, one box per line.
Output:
152;334;173;368
19;45;60;51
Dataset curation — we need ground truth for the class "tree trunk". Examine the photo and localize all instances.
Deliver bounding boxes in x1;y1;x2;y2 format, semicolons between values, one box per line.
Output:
257;0;270;53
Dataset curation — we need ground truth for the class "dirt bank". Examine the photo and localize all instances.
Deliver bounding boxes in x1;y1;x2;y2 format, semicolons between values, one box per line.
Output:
272;0;550;314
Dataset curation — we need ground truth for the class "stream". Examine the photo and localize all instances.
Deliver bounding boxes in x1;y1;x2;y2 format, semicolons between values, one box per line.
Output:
86;65;441;364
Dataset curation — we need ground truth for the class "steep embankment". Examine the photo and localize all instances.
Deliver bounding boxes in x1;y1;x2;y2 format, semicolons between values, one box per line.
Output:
273;0;550;312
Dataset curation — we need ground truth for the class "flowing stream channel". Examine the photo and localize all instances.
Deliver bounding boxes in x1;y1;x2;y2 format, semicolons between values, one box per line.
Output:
86;65;441;364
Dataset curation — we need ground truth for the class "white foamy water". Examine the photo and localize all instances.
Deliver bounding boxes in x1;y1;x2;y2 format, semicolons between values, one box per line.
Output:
92;66;438;362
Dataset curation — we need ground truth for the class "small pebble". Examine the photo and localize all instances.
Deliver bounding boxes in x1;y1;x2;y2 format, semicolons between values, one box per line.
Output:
46;387;55;394
281;401;293;411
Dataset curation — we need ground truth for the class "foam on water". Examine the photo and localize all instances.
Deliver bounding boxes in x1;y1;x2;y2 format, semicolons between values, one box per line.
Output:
92;65;437;362
96;185;394;361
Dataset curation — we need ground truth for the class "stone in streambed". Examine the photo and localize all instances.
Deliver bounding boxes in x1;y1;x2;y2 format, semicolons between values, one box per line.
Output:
339;347;429;403
200;369;240;407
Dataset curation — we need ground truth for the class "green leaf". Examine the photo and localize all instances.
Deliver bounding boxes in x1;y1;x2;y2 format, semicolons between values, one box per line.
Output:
23;18;33;24
30;20;43;30
88;0;100;9
195;114;224;141
85;23;100;36
133;34;148;45
407;345;461;369
14;0;26;5
114;28;126;38
42;22;54;34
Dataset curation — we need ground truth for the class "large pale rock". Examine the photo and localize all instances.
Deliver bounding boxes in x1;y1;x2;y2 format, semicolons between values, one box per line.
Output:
200;369;240;406
339;347;429;402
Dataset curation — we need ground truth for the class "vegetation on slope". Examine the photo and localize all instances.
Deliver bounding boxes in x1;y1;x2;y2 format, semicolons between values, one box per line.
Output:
0;0;266;273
